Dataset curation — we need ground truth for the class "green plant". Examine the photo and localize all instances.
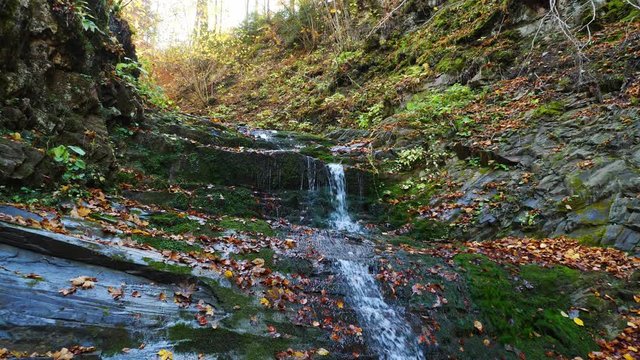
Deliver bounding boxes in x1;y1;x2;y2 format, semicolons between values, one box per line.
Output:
116;59;174;109
394;147;426;171
357;102;385;128
73;0;102;33
49;145;87;182
467;157;481;167
454;116;475;137
405;84;476;124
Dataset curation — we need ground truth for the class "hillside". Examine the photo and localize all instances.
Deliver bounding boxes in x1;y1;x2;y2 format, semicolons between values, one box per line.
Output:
0;0;639;359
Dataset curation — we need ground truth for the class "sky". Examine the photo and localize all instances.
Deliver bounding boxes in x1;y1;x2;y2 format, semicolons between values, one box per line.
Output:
152;0;284;46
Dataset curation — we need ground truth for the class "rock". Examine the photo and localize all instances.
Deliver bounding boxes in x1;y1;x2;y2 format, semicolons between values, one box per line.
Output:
0;0;139;185
0;139;44;182
602;225;640;251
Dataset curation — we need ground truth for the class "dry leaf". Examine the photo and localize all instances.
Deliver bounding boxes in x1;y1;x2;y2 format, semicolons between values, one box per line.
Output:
474;320;484;333
157;349;173;360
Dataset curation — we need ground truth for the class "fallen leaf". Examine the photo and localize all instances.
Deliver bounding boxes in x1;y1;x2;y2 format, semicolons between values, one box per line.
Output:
251;258;265;267
224;270;233;278
474;320;484;333
574;318;584;326
108;286;124;300
52;348;73;360
70;206;91;219
70;276;97;289
157;349;173;360
59;287;77;296
317;348;330;356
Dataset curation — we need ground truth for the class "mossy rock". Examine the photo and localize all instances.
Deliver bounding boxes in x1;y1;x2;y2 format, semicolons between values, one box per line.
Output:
143;258;193;275
532;101;565;119
132;234;201;253
218;217;275;236
455;254;597;359
168;324;291;357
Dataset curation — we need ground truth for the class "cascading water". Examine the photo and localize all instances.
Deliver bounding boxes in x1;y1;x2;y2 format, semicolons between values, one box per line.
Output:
323;163;425;360
327;164;361;233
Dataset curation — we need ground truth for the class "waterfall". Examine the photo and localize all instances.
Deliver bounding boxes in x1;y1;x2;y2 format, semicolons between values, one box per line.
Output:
326;164;361;233
325;163;425;360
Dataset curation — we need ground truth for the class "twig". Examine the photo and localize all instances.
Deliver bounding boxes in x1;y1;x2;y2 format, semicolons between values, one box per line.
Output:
366;0;409;39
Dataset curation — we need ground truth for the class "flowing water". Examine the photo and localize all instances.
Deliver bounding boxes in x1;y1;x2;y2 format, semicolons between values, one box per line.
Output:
320;164;425;360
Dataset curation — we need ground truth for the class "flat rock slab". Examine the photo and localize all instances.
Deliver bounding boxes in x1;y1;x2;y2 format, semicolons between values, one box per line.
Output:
0;244;218;357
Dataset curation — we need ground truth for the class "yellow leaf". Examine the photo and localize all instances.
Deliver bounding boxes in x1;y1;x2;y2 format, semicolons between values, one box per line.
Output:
317;348;330;356
337;300;344;309
573;318;584;326
260;297;270;307
157;349;173;360
224;270;233;279
9;132;21;141
474;320;483;333
560;311;569;318
623;354;634;360
70;206;91;218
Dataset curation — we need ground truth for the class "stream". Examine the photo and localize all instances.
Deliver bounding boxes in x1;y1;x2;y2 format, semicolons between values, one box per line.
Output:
318;164;425;359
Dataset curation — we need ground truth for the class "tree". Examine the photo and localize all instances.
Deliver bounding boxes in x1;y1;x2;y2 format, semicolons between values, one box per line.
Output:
194;0;209;39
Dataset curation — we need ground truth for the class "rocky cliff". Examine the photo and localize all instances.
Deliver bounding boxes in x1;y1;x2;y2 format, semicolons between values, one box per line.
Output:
0;0;141;186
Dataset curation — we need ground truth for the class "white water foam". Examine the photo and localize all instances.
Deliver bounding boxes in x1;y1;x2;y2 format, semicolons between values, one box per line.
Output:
325;163;425;360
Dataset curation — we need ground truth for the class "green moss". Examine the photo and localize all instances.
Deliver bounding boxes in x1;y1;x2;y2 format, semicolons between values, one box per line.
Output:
271;256;315;275
86;326;137;356
455;254;597;359
143;258;193;275
410;219;450;241
202;279;255;310
299;145;335;163
532;101;565;119
218;217;275;236
133;234;201;253
568;226;608;246
573;200;612;226
89;212;119;224
601;0;640;22
561;175;590;210
435;56;466;74
168;324;290;357
149;212;202;233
